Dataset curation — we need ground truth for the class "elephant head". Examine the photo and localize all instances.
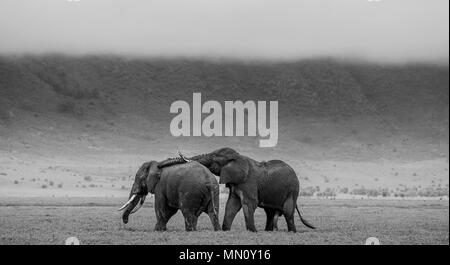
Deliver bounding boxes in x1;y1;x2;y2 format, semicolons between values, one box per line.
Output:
186;148;249;185
118;161;160;224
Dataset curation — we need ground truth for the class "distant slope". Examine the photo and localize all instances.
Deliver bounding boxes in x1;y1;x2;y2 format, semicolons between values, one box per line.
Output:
0;55;448;161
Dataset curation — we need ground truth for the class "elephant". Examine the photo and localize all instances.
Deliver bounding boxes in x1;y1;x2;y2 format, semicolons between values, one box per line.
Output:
118;158;220;231
177;147;315;232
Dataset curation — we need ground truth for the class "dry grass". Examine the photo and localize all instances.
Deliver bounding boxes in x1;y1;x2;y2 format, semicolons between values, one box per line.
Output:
0;197;447;245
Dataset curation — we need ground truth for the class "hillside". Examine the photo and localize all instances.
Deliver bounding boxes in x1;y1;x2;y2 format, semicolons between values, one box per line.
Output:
0;55;448;197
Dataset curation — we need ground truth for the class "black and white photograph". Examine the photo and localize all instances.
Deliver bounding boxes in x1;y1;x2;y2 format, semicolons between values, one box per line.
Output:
0;0;448;249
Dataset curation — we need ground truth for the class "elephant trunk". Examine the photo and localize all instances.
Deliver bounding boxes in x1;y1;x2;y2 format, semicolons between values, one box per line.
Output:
189;154;213;167
121;193;141;224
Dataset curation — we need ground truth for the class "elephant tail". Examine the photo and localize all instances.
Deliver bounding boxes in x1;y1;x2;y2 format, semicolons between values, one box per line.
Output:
296;205;315;229
207;176;219;217
210;185;217;216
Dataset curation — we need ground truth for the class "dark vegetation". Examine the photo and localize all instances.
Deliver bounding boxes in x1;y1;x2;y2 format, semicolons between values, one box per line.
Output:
0;55;447;123
300;184;449;198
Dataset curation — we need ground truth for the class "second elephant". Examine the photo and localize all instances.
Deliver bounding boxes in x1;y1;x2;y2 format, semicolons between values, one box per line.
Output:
179;147;315;232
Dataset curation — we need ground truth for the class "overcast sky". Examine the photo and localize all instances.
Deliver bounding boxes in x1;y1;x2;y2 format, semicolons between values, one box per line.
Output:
0;0;448;62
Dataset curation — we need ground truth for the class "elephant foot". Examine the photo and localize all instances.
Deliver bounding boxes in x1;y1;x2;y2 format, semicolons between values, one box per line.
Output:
154;224;167;231
287;226;297;233
247;226;257;232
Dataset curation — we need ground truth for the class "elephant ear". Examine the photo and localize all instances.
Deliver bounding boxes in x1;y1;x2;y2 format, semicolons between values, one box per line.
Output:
219;156;249;185
146;162;161;194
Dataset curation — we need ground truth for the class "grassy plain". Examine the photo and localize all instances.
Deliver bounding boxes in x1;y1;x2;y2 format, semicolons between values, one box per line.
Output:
0;197;447;245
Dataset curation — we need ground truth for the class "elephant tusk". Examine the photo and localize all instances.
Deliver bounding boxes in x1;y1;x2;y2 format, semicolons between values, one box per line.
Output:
177;150;191;162
118;194;137;211
130;195;146;214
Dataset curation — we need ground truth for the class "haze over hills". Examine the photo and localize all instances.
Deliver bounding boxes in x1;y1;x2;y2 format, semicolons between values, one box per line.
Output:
0;55;448;197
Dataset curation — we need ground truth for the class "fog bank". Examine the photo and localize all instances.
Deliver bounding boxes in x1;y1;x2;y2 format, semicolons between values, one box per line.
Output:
0;0;448;63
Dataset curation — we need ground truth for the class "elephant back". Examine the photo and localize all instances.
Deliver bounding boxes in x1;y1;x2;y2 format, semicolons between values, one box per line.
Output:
159;161;217;185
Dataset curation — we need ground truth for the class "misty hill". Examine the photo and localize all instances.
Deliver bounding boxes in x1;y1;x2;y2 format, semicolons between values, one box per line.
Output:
0;55;448;196
1;56;448;118
0;55;448;158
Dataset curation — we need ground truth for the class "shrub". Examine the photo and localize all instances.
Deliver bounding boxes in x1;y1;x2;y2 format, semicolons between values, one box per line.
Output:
340;187;349;194
381;189;390;197
299;186;316;197
14;180;19;184
57;101;76;114
317;188;336;197
0;106;11;123
367;189;379;197
351;187;367;195
84;176;93;182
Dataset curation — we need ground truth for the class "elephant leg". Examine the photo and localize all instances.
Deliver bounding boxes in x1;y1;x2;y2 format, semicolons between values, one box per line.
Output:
273;211;281;231
264;208;275;231
155;205;177;231
182;211;198;231
242;202;257;232
282;197;297;233
222;193;242;231
236;190;257;232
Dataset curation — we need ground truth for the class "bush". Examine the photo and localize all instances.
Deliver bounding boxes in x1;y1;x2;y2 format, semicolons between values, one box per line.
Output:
340;187;349;194
381;189;390;197
57;101;76;114
367;189;379;197
317;188;336;197
299;186;316;197
351;187;367;195
0;106;11;123
84;176;93;182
